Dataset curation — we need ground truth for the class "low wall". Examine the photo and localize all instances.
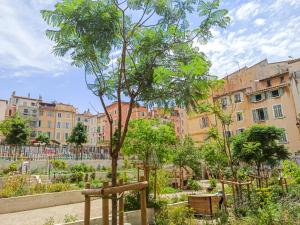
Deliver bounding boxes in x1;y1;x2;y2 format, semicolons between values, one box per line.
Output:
56;209;155;225
0;190;85;214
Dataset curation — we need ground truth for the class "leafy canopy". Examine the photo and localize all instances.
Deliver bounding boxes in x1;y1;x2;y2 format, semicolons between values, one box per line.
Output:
67;122;88;146
41;0;230;110
0;114;31;145
232;125;290;167
122;119;176;165
36;133;50;145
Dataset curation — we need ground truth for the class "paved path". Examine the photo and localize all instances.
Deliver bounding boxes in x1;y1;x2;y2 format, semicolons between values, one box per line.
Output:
0;199;108;225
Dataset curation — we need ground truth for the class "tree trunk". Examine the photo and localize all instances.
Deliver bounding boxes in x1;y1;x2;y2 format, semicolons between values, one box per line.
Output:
111;152;118;225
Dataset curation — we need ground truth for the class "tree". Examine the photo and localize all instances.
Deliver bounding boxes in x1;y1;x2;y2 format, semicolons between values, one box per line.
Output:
232;125;290;180
172;136;201;189
67;122;88;160
0;114;31;159
36;133;50;145
122;119;176;199
0;114;30;145
42;0;230;222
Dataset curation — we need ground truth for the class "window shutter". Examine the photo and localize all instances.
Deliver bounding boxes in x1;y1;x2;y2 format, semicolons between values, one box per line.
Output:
263;107;269;120
250;95;255;102
266;91;272;99
261;92;266;100
252;109;258;122
278;88;284;96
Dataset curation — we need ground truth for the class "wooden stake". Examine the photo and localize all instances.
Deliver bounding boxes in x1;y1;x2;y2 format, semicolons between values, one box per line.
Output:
84;183;91;225
102;182;109;225
119;179;124;225
140;176;148;225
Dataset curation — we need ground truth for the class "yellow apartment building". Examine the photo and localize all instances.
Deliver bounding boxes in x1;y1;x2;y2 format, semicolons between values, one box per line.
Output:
36;102;56;140
187;58;300;155
54;103;76;145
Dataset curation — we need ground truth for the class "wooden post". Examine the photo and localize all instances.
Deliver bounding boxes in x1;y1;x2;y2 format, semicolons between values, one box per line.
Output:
84;183;91;225
221;180;227;208
140;176;148;225
137;167;140;182
247;183;251;202
119;179;124;225
102;182;109;225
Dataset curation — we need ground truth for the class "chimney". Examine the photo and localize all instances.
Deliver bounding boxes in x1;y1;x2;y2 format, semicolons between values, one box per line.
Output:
39;95;42;101
28;93;30;98
12;91;16;96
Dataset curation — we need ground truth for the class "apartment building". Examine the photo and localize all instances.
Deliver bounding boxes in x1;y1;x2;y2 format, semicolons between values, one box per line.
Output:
187;58;300;155
87;114;101;146
54;103;76;144
6;92;41;138
36;102;56;140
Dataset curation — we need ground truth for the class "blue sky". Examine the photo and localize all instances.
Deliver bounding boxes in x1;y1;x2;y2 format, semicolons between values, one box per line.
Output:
0;0;299;113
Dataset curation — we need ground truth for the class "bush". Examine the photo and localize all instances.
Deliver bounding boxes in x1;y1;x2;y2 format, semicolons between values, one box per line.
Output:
48;183;72;192
161;187;180;194
53;174;69;183
90;172;96;180
50;160;67;170
3;162;18;174
91;179;102;188
209;178;217;189
70;171;84;183
124;191;140;211
154;205;196;225
64;214;78;223
70;163;95;173
187;179;202;191
0;175;27;197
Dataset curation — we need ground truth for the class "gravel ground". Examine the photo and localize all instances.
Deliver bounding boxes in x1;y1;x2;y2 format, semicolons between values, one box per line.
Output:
0;198;108;225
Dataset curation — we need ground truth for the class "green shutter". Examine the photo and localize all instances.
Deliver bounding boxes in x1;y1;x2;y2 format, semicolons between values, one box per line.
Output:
278;88;284;96
266;91;272;99
263;107;269;120
250;95;256;102
252;109;258;122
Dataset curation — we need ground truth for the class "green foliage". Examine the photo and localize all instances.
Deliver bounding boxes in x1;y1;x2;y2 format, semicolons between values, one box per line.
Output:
124;191;140;212
91;179;102;188
0;114;31;145
70;163;95;173
64;214;78;223
50;160;68;170
154;205;196;225
209;177;217;189
70;171;84;183
187;179;202;191
67;122;87;147
123;119;176;166
3;162;18;174
43;217;55;225
282;160;300;184
149;169;171;195
233;125;290;171
172;136;200;174
36;133;50;144
160;187;180;194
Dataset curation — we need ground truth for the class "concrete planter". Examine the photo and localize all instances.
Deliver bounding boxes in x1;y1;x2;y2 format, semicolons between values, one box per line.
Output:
0;190;85;214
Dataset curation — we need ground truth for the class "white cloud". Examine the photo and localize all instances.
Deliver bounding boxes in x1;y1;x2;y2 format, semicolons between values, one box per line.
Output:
270;0;300;10
254;18;266;26
235;2;260;20
0;0;69;78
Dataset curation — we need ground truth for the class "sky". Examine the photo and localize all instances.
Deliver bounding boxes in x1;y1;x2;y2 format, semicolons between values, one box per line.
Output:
0;0;299;113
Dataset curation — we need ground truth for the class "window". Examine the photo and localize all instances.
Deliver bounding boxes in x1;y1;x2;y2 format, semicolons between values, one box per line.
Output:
224;131;232;138
47;112;53;117
31;102;36;106
47;132;51;138
38;120;42;127
200;116;209;128
236;112;243;121
84;118;88;122
278;129;288;144
271;89;280;98
255;94;262;101
267;79;271;87
234;93;242;103
273;105;283;118
252;108;269;122
48;121;51;128
9;110;12;116
57;122;61;128
139;112;145;117
280;76;285;83
65;133;69;140
66;113;70;118
56;132;60;140
66;122;70;129
114;110;117;115
221;97;228;109
23;109;29;115
236;128;245;134
39;110;44;116
57;113;62;118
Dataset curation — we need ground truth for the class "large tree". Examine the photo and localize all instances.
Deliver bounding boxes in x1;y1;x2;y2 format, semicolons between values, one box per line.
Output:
42;0;229;222
232;125;290;179
67;122;88;160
